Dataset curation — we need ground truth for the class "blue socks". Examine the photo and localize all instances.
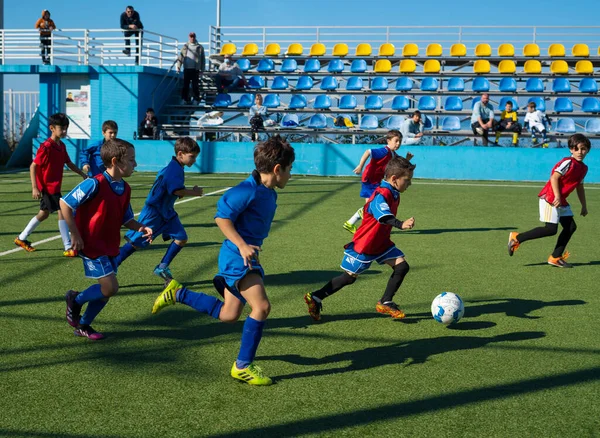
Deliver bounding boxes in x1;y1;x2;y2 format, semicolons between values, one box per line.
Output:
176;287;223;319
117;242;136;266
236;317;265;369
75;284;105;305
159;241;184;269
80;299;108;325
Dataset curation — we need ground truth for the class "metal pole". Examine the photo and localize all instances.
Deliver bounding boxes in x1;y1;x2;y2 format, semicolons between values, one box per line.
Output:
215;0;221;51
0;0;8;162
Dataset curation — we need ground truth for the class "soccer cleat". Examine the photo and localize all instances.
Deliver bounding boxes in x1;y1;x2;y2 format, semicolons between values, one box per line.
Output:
74;324;105;340
548;251;572;268
531;137;538;145
65;290;82;328
153;265;173;281
376;301;406;319
343;221;358;234
63;248;78;257
152;279;182;314
14;237;35;252
507;232;520;256
230;362;272;386
304;292;322;321
542;142;549;149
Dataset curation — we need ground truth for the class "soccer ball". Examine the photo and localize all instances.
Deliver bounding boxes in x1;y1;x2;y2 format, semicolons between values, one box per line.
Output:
431;292;464;325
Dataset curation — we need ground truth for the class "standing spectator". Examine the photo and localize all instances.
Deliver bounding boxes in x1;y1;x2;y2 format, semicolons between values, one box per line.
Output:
494;100;522;146
249;94;267;141
471;93;496;146
215;55;246;93
400;111;424;145
120;6;144;64
176;32;206;104
139;108;159;139
35;10;56;65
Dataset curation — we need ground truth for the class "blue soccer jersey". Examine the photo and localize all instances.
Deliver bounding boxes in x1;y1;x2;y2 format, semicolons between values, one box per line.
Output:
80;140;106;177
370;146;390;161
366;180;399;221
144;157;186;220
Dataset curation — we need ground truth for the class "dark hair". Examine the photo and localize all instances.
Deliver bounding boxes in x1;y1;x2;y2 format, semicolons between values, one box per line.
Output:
412;110;421;117
385;156;416;179
254;135;295;173
102;120;118;132
527;102;537;109
386;129;402;142
175;136;200;154
255;94;263;101
48;113;69;128
126;6;134;10
101;139;134;167
146;108;155;113
568;133;592;150
505;101;513;107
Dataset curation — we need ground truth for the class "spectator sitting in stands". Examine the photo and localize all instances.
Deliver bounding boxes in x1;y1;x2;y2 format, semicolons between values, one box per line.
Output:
249;94;267;141
400;111;424;145
176;32;206;105
471;93;496;146
120;5;144;64
197;111;224;126
524;101;551;148
494;100;522;147
139;108;159;139
215;55;246;93
35;10;56;65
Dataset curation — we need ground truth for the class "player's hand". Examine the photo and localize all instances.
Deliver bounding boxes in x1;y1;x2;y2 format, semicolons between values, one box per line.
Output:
401;217;415;230
551;198;561;207
82;165;90;175
176;68;181;74
139;226;153;242
70;233;84;251
405;151;414;161
581;206;588;217
353;166;362;175
193;185;203;196
239;243;261;267
32;188;42;200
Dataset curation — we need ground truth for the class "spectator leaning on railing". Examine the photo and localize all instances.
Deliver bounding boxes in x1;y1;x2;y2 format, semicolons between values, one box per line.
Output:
120;5;144;64
176;32;206;105
35;10;55;65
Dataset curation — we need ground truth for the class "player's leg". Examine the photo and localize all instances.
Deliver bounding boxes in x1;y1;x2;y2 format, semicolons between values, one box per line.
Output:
154;217;188;280
305;271;357;321
548;215;576;268
152;278;226;319
376;255;409;319
15;207;50;251
57;208;75;256
117;207;158;266
509;200;559;256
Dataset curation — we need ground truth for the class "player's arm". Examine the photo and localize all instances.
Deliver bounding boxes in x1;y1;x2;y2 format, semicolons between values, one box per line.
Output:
124;219;153;241
173;186;203;198
576;183;588;216
370;194;415;230
215;217;259;266
549;171;562;207
66;161;88;179
59;198;83;250
79;146;91;175
29;162;41;199
59;178;100;251
353;150;371;174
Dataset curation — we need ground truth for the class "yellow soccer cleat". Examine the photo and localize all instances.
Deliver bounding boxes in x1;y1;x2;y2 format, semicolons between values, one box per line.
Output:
152;279;182;314
231;362;273;386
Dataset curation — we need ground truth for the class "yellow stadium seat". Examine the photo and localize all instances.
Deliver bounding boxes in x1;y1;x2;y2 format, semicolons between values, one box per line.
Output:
548;44;566;57
450;43;467;57
402;43;418;57
333;43;349;57
572;44;589;57
498;44;515;57
378;43;395;56
242;43;259;56
475;43;492;57
423;59;441;73
286;43;303;56
399;59;416;73
523;60;542;74
426;43;443;57
550;60;569;74
523;43;540;57
309;43;326;56
264;43;281;56
498;60;516;74
473;60;490;74
355;43;372;56
374;59;392;73
219;43;237;56
576;60;594;74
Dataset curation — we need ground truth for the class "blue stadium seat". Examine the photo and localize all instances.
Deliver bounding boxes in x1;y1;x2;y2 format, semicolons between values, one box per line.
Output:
339;95;357;109
386;115;405;130
441;116;461;131
499;78;517;92
395;77;413;92
213;93;231;108
237;94;254;108
554;97;573;113
498;97;519;111
422;114;434;130
371;77;389;91
360;115;379;130
472;77;490;92
527;97;546;112
555;118;576;133
418;96;436;111
391;96;410;111
271;76;289;90
420;77;438;91
365;95;384;110
320;76;338;91
314;95;332;110
304;59;321;73
295;75;313;90
263;94;280;108
308;114;327;129
247;76;265;89
280;114;300;127
256;58;274;73
327;59;345;73
281;59;298;73
447;77;465;92
346;77;363;91
552;78;571;93
525;78;544;93
582;97;600;113
444;96;463;111
289;94;307;109
237;58;251;72
579;78;598;93
471;97;494;111
585;118;600;133
350;59;367;73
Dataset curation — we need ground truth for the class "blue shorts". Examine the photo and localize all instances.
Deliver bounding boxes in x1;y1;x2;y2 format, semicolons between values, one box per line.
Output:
81;254;119;279
126;206;187;248
217;241;265;305
360;182;379;199
340;243;405;275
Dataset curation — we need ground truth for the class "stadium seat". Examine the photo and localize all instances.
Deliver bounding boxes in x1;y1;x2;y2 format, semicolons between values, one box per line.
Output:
420;77;438;91
327;59;345;73
346;77;364;91
422;114;434;130
498;60;516;74
264;43;281;56
263;94;280;108
473;60;490;74
523;43;540;57
237;93;254;108
444;96;463;111
360;115;379;130
402;43;418;57
219;43;236;56
423;59;441;73
395;77;413;91
548;44;565;57
472;77;490;92
339;95;357;110
498;43;515;57
365;95;384;110
378;43;395;56
313;95;332;110
575;60;594;74
257;58;274;72
582;97;600;113
242;43;259;56
213;93;231;108
320;76;338;91
441;116;461;131
247;76;265;89
475;43;492;57
281;58;298;73
391;96;410;111
418;96;436;111
525;78;544;92
310;43;326;56
308;114;327;129
286;43;303;56
585;118;600;133
572;44;590;57
333;43;349;57
426;43;443;57
295;75;313;90
289;94;308;109
552;78;571;93
280;114;300;127
374;59;392;73
499;77;517;92
527;97;546;112
237;58;251;72
386;115;404;130
304;59;321;73
399;59;416;73
450;43;467;56
555;118;576;133
371;77;389;91
355;43;372;56
350;59;367;73
447;77;465;92
523;60;542;74
271;76;289;90
498;97;519;111
550;60;569;74
554;97;573;113
579;78;598;93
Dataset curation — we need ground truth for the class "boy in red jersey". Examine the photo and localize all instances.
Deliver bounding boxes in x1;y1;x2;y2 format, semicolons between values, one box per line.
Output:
306;156;416;321
343;130;413;234
508;133;591;268
14;113;87;255
60;139;152;340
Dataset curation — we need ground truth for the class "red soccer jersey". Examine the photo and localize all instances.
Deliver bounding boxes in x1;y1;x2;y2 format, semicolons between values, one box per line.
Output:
361;147;395;185
538;157;588;206
33;138;72;195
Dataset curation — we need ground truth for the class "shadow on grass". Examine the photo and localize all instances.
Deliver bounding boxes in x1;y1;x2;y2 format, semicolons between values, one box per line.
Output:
403;226;515;235
525;260;600;267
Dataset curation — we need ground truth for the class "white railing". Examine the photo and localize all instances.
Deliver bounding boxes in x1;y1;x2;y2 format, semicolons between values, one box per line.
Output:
3;90;39;147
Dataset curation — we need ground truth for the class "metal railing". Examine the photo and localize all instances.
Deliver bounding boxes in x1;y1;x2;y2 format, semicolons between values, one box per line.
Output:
3;90;39;148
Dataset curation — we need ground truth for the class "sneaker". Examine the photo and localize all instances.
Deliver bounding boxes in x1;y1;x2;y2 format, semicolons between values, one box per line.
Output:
74;324;105;340
548;251;572;268
152;279;182;314
507;232;520;256
343;221;358;234
475;127;484;135
14;237;35;252
376;301;406;319
65;290;82;328
122;49;130;56
63;248;78;257
153;265;173;281
304;292;322;321
532;137;538;145
230;362;272;386
542;142;549;149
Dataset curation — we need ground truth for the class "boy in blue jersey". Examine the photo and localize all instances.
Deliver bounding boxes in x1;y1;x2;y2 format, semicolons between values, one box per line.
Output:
116;137;202;280
80;120;118;177
151;135;295;386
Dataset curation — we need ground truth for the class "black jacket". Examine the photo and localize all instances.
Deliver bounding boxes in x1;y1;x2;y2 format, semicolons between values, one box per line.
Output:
120;11;144;30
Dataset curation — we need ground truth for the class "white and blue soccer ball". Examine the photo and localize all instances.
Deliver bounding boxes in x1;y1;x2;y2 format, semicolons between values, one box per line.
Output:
431;292;464;325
